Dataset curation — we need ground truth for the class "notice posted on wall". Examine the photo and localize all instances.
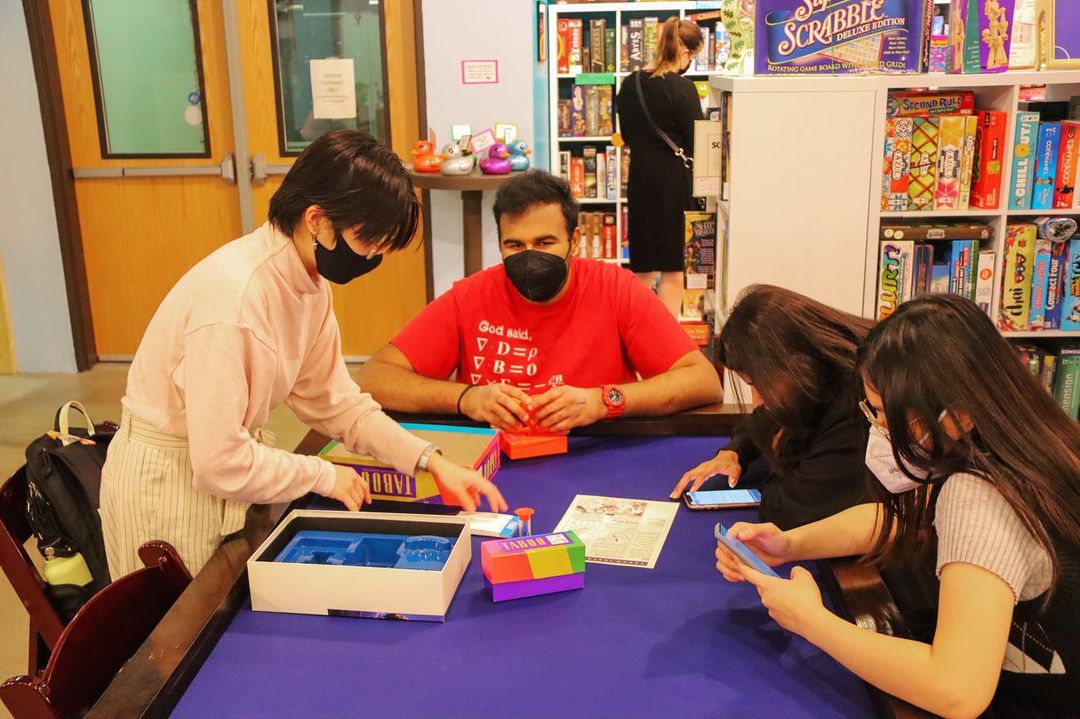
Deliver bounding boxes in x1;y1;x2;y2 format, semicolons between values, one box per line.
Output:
552;495;677;569
310;58;356;120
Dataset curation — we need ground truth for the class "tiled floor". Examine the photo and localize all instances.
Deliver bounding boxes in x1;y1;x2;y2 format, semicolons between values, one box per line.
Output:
0;363;314;718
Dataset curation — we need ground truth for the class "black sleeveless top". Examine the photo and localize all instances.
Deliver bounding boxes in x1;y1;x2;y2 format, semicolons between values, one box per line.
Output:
991;535;1080;718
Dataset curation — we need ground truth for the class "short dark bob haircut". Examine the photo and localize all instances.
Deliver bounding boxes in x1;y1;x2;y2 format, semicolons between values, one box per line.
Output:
268;130;419;251
492;170;579;238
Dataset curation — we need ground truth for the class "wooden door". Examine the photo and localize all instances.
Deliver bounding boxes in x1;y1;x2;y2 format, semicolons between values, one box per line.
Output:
235;0;427;357
49;0;241;357
51;0;426;359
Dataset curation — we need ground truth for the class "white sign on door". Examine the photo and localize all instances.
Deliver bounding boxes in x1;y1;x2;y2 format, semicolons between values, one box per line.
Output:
310;58;356;120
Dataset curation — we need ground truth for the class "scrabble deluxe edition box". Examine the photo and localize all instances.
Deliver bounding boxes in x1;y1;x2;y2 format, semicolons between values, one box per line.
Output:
755;0;932;75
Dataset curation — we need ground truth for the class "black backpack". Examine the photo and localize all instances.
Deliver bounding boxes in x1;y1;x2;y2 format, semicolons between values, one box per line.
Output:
24;402;117;619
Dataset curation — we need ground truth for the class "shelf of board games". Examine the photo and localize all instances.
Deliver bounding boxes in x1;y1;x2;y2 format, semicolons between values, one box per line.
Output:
707;70;1080;342
546;1;735;267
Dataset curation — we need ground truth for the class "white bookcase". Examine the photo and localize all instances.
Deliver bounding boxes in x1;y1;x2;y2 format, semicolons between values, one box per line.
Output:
545;1;729;266
709;70;1080;343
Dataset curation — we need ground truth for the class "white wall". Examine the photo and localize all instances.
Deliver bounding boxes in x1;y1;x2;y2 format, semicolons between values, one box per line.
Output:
0;1;77;373
420;0;537;295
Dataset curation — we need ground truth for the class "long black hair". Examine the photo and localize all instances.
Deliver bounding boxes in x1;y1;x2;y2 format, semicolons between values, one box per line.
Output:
858;294;1080;587
268;130;419;250
718;285;873;476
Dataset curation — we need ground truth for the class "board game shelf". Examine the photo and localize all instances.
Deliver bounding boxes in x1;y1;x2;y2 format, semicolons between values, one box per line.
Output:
547;1;730;267
707;69;1080;336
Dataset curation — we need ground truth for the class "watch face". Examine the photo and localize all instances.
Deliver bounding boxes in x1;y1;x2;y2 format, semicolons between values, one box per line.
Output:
606;387;624;406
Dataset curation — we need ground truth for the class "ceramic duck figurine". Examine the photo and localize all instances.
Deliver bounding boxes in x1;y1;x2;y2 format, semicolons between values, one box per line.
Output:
410;140;442;173
479;142;512;175
439;143;476;176
506;139;532;172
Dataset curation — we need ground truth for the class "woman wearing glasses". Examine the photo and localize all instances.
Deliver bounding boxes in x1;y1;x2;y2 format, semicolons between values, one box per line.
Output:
715;294;1079;718
671;284;872;529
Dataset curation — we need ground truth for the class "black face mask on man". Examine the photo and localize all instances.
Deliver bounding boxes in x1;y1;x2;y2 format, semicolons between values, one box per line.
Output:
503;249;570;302
313;232;383;284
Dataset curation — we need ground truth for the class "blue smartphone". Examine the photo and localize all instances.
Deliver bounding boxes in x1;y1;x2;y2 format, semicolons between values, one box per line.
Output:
684;488;761;510
714;523;780;578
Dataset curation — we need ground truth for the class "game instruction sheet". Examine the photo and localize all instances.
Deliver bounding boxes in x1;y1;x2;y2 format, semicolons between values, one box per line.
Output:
552;495;678;569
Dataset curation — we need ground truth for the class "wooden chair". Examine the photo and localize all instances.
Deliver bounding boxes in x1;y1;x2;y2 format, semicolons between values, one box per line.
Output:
0;541;191;719
0;467;66;674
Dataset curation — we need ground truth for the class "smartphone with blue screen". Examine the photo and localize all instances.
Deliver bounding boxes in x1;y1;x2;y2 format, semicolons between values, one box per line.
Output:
683;488;761;510
714;523;780;578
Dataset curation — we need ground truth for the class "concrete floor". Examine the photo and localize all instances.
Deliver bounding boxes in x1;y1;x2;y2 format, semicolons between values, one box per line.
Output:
0;362;314;718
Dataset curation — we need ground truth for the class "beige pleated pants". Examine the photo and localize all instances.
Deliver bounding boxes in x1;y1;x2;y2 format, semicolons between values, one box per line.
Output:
99;411;250;579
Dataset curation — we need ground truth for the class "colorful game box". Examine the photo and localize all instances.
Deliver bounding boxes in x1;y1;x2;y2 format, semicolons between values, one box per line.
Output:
935;115;967;210
908;118;939;210
1064;239;1080;332
499;430;568;461
886;90;975;118
882;118;913;211
1054;121;1080;209
878;241;915;320
1045;240;1069;330
684;212;717;290
975;250;996;314
319;424;500;505
880;223;990;241
248;510;471;622
950;240;980;300
755;0;931;75
970;110;1008;209
1008;111;1041;210
481;531;586;602
1032;122;1062;211
958;114;979;209
1028;239;1052;329
949;0;1014;73
999;224;1037;331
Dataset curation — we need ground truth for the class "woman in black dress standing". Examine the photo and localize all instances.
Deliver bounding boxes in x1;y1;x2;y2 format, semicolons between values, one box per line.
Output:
616;18;704;316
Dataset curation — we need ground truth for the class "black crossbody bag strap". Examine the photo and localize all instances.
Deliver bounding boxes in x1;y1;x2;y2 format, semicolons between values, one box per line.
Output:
635;71;693;170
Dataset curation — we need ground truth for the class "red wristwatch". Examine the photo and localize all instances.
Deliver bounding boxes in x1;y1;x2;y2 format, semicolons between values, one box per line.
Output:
600;385;625;419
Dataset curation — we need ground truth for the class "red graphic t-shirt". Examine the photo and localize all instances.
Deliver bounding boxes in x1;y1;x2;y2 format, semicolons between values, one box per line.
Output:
392;258;697;390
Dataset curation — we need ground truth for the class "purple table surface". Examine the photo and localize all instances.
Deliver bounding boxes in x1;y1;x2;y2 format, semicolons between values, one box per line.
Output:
172;436;877;719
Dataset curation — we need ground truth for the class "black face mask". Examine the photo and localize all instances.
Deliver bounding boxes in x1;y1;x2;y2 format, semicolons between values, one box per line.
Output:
503;249;570;302
314;233;383;284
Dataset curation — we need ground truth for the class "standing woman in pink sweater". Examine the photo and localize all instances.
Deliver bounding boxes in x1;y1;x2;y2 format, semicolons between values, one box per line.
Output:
100;131;506;578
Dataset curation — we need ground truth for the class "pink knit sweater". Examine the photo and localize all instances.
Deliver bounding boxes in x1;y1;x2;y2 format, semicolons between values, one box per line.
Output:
122;222;428;503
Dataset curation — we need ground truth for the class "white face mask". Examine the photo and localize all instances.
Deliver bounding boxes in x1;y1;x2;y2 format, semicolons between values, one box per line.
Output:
864;424;929;493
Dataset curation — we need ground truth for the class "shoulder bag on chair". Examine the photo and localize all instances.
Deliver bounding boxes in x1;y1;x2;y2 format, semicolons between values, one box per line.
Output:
24;402;117;619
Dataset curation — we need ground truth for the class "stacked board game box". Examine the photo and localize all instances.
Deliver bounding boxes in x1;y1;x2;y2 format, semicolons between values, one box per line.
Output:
320;424;500;504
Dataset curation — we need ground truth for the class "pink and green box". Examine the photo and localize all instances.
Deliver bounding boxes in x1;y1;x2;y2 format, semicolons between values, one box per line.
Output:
481;531;585;602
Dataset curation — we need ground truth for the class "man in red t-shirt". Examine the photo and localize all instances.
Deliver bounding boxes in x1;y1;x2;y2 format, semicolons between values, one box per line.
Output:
357;170;722;433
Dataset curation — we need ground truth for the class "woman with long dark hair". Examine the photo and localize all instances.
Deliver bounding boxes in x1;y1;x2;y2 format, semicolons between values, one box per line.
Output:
716;294;1079;718
672;285;872;529
100;131;506;579
616;17;704;316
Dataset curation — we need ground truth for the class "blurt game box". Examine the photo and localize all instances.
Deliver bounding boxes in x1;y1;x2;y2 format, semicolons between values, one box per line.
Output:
755;0;932;75
320;424;500;505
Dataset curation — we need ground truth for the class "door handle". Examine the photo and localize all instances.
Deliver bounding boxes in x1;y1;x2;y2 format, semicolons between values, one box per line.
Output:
72;155;238;185
249;153;292;187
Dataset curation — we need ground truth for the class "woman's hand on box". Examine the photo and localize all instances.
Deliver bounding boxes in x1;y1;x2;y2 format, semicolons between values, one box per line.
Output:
428;453;508;513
